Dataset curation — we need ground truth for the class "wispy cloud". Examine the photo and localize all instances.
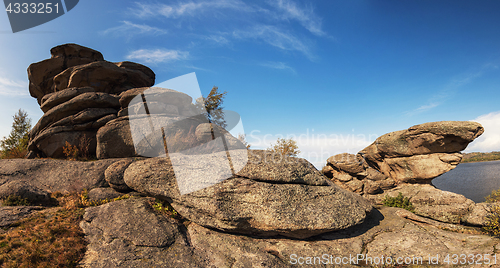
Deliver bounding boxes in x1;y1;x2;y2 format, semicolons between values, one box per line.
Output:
466;111;500;152
260;61;296;73
126;0;327;61
204;35;230;45
102;21;167;37
126;49;189;64
268;0;325;36
406;64;498;116
131;0;252;19
233;25;314;60
0;77;28;96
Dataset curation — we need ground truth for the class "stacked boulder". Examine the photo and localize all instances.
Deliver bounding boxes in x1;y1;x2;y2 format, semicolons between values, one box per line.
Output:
27;43;243;160
323;121;484;195
323;121;487;224
27;44;155;158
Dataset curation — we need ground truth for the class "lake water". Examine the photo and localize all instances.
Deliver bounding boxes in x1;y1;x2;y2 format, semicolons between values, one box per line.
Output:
433;160;500;203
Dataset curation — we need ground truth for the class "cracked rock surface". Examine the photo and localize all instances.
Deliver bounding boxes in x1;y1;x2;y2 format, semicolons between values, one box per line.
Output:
123;151;373;239
80;201;500;268
79;198;207;268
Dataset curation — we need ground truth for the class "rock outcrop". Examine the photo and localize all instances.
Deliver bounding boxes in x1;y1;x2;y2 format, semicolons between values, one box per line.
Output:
359;121;484;183
123;150;373;239
323;121;488;225
79;197;500;268
0;158;123;193
27;44;155;158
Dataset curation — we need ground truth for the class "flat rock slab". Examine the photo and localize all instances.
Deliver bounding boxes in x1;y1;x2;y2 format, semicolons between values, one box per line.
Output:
187;206;500;268
0;158;124;193
237;150;333;186
79;197;206;268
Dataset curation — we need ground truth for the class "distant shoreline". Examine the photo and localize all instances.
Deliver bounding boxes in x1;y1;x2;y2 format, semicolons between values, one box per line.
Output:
461;151;500;163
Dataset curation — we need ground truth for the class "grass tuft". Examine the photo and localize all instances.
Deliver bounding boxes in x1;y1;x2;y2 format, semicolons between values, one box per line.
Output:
382;192;415;213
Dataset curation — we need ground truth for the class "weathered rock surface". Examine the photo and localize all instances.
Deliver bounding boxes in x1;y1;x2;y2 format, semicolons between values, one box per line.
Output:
367;184;477;224
238;150;333;186
87;187;125;202
0;180;52;205
124;152;373;239
79;198;206;268
27;44;156;159
359;121;484;183
28;44;104;104
0;158;120;193
323;121;485;205
96;117;137;159
186;206;500;268
104;158;135;192
53;61;154;95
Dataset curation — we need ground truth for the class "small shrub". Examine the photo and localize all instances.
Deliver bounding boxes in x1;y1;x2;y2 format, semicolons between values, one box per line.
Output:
485;188;500;203
484;187;500;236
78;189;131;207
382;192;415;213
62;141;79;160
485;204;500;236
267;138;300;157
2;195;30;206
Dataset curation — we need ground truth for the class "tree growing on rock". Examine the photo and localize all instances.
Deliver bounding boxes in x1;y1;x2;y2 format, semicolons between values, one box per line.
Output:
0;109;32;159
195;86;227;128
268;138;300;157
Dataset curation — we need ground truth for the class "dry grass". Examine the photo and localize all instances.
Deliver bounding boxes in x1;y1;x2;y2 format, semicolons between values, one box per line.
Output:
0;191;94;268
0;147;27;159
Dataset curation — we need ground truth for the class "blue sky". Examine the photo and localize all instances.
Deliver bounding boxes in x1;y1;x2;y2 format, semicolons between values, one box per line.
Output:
1;0;500;167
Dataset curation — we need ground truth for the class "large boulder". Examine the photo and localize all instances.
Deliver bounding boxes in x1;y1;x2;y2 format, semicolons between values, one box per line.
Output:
80;198;205;268
96;117;137;159
28;44;104;104
359;121;484;183
28;91;120;158
53;61;154;95
27;43;155;104
123;152;373;239
104;158;135;192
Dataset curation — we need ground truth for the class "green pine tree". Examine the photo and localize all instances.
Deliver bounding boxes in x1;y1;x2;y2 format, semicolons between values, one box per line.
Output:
195;86;227;128
1;109;32;159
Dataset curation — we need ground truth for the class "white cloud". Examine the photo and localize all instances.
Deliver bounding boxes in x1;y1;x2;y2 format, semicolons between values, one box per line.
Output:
102;21;167;37
126;49;189;64
260;61;295;73
0;77;28;96
247;129;378;169
131;0;251;19
466;111;500;152
204;35;230;45
233;25;314;59
268;0;325;36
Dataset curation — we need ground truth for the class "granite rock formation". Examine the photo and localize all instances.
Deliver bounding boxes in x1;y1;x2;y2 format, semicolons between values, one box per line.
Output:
123;150;373;239
323;121;487;224
27;44;155;158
